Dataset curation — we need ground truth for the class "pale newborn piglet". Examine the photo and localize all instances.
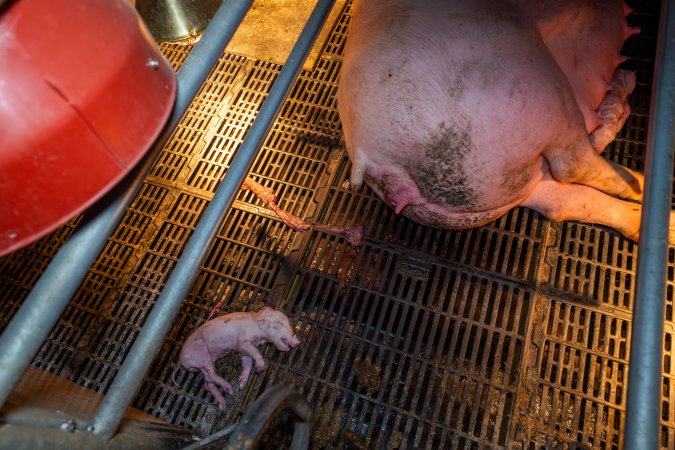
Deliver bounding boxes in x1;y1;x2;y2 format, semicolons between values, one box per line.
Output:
172;307;300;409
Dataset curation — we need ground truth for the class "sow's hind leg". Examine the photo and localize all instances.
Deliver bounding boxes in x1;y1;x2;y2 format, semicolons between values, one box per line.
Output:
521;170;675;244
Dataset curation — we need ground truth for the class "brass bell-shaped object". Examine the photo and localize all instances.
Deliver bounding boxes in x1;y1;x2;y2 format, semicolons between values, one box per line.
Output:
135;0;221;42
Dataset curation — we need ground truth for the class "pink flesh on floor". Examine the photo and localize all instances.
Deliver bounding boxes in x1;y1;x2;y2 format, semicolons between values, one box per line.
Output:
242;176;364;247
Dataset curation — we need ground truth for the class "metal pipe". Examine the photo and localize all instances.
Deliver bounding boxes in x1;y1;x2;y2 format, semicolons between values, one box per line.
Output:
0;0;253;410
181;424;237;450
624;1;675;449
181;386;312;450
89;0;335;440
224;385;313;450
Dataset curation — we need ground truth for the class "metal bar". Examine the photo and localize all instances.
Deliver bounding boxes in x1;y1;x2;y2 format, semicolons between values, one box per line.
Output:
0;0;252;410
181;424;237;450
624;1;675;449
182;387;312;450
224;385;312;450
89;0;335;440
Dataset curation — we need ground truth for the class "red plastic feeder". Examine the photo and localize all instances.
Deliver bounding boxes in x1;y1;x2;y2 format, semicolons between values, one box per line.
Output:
0;0;176;256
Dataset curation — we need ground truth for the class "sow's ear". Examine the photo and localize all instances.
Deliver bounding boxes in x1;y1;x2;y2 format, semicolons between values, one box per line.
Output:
256;306;273;321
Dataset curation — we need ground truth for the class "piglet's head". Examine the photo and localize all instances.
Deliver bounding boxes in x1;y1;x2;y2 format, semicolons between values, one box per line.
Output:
257;307;301;352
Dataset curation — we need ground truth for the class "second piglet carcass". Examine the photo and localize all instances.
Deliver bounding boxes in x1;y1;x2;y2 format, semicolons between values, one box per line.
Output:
338;0;675;243
172;307;300;409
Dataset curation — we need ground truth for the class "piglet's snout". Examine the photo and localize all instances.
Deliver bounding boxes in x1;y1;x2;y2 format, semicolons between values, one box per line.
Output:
283;334;300;349
290;335;301;348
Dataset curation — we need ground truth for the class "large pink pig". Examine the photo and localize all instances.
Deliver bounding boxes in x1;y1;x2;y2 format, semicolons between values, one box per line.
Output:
338;0;675;242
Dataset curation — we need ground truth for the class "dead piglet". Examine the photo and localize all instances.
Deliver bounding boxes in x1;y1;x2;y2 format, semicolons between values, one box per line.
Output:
172;307;300;409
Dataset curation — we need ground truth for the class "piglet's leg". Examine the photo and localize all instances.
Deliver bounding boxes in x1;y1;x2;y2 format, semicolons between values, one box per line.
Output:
203;365;234;396
237;342;266;373
204;382;227;410
590;70;636;152
521;170;675;244
239;355;253;389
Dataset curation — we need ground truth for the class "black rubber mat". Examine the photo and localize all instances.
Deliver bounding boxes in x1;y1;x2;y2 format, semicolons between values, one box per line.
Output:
0;0;672;448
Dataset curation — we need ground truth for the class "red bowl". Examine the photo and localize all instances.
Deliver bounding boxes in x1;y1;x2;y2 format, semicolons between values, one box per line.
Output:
0;0;176;256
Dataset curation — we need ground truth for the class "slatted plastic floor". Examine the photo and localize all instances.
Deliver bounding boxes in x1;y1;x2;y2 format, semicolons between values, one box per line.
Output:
0;0;672;448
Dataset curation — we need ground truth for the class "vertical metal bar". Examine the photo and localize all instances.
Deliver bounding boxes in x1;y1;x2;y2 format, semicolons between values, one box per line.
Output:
0;0;252;410
624;1;675;449
89;0;336;440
